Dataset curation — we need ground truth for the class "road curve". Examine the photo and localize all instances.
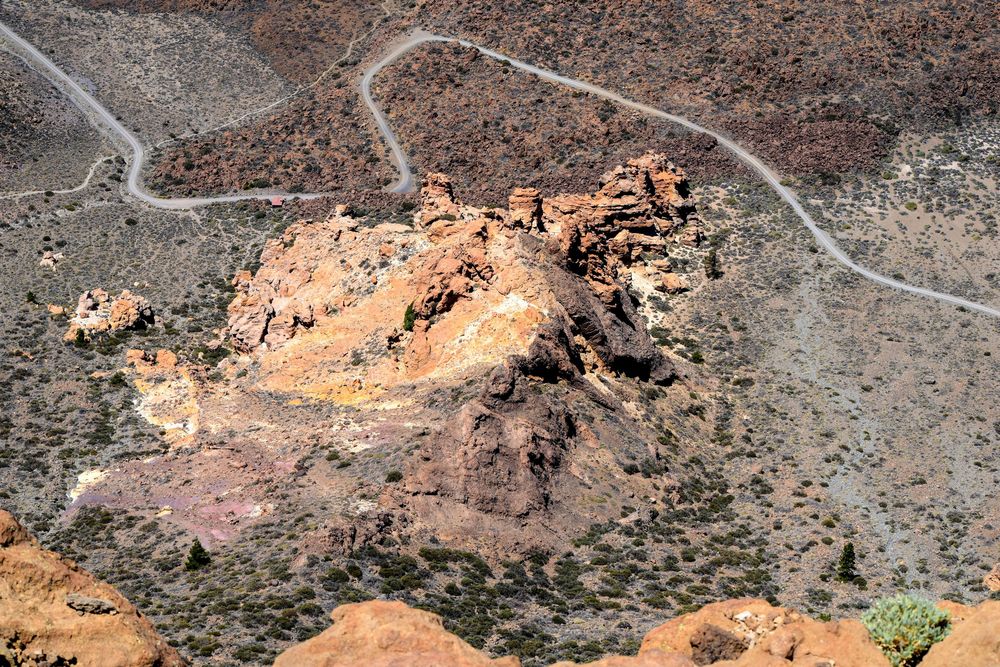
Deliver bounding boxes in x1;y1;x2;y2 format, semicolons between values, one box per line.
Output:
360;31;451;193
2;18;997;318
361;30;1000;318
0;154;112;200
0;20;331;209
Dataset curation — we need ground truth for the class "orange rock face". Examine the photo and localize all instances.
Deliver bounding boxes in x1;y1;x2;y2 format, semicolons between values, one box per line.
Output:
224;152;695;403
272;600;520;667
921;600;1000;667
639;598;889;667
273;598;1000;667
0;510;184;667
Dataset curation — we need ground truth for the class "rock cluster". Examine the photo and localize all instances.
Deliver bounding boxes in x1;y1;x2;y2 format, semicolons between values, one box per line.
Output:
638;598;888;666
39;250;64;269
218;154;698;546
64;288;154;342
275;597;1000;666
0;510;183;667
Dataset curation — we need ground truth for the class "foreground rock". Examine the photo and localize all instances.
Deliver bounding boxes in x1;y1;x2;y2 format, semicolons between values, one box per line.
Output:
273;600;520;667
0;510;183;667
921;600;1000;667
275;598;1000;667
64;288;154;342
640;598;888;666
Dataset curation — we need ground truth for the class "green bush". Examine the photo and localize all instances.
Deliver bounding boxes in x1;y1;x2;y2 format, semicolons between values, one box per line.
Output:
861;594;950;667
402;302;416;332
184;538;211;571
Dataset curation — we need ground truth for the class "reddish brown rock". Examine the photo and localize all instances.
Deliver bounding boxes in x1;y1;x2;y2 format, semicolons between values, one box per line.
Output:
540;152;699;303
508;187;543;230
660;272;688;294
640;599;889;667
0;510;183;667
982;564;1000;592
417;171;463;227
272;600;519;667
921;600;1000;667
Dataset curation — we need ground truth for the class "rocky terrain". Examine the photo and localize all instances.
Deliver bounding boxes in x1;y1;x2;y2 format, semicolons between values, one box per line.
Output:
130;0;996;199
69;0;384;84
2;0;999;663
67;155;718;561
0;48;107;193
5;505;1000;667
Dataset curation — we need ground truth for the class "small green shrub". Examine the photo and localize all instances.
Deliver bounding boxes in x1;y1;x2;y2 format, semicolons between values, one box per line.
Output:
402;302;416;332
862;594;950;667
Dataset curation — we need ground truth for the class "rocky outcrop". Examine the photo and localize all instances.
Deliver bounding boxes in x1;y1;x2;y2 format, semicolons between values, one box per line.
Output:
225;153;693;386
639;598;889;667
277;598;1000;666
542;153;700;303
273;600;520;667
39;250;64;269
126;349;201;446
64;289;154;342
921;600;1000;667
0;510;183;667
214;155;696;547
408;357;576;517
417;172;463;227
982;564;1000;592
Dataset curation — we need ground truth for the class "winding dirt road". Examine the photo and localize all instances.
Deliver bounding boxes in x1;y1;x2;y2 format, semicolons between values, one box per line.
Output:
363;30;1000;318
0;20;330;209
1;19;997;318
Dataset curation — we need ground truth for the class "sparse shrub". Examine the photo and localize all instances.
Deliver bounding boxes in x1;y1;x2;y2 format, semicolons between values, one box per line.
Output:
703;248;723;279
385;470;403;483
861;594;950;667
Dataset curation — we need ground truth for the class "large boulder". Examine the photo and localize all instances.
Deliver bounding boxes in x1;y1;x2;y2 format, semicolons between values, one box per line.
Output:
0;510;184;667
64;288;154;342
639;598;889;667
272;600;519;667
920;600;1000;667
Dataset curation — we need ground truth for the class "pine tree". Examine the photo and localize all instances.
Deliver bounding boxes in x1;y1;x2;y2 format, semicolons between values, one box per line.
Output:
836;542;857;582
703;248;723;279
185;538;211;571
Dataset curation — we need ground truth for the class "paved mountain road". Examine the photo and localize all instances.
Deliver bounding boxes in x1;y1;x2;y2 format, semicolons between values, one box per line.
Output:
1;20;997;318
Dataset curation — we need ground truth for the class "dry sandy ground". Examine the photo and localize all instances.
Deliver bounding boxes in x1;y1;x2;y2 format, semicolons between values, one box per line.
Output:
663;138;999;610
812;125;1000;307
1;0;293;143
